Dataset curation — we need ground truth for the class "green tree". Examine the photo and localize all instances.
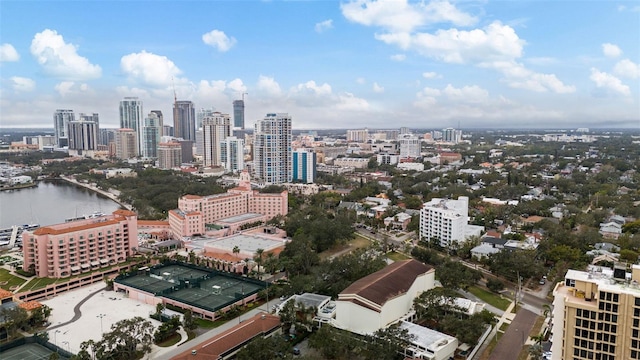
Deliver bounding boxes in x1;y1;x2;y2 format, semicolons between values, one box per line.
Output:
235;335;293;360
93;316;154;360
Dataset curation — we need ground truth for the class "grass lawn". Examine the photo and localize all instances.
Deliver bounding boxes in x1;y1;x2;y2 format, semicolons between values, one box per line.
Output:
156;332;182;347
468;286;512;311
20;277;62;292
386;251;410;261
0;268;27;291
319;235;372;260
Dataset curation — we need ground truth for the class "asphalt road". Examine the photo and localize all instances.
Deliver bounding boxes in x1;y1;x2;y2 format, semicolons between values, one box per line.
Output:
488;308;538;360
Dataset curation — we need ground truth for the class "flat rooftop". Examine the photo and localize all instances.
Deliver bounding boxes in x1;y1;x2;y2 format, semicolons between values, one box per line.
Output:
216;213;264;224
206;233;286;253
400;321;457;352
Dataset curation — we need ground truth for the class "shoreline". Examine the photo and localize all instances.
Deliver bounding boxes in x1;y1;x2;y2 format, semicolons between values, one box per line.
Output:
0;182;38;192
57;176;134;211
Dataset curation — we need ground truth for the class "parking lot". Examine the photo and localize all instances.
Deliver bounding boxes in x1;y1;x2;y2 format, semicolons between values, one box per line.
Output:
41;282;161;354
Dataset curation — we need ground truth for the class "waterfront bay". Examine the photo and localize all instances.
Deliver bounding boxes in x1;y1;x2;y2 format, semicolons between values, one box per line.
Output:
0;180;122;229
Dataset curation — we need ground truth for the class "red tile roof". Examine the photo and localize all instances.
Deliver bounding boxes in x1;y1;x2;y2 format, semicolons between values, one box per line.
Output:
171;312;281;360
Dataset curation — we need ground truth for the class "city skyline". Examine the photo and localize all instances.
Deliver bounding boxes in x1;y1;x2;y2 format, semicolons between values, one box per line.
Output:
0;1;638;130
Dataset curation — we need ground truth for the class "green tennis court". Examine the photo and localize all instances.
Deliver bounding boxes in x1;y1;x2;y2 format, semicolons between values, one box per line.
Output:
1;343;68;360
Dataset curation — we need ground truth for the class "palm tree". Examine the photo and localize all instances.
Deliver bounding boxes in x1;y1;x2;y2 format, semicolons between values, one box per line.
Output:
232;246;240;261
254;248;265;279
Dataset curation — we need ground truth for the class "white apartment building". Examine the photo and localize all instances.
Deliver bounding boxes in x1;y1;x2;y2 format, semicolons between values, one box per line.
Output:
220;136;244;173
346;129;369;143
202;113;231;167
253;113;292;184
399;133;421;158
420;196;481;249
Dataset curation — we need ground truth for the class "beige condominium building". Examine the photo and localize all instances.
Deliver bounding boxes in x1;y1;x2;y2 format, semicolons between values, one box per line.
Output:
552;264;640;360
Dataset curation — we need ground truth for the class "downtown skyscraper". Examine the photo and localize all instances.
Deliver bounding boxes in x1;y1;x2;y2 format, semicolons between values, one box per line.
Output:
173;100;196;141
202;112;231;167
53;109;75;147
141;112;161;159
119;97;143;153
253;113;292;184
233;99;245;129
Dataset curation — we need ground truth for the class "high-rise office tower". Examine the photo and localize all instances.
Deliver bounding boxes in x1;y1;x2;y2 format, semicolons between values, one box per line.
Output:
150;110;164;136
552;265;640;360
202;112;231;167
220;136;244;172
162;125;173;137
119;97;143;152
158;142;182;170
443;128;461;144
253;113;292;184
115;128;138;160
197;108;216;130
68;118;99;154
79;113;100;128
173;100;196;141
99;128;117;147
233;100;245;129
53;109;75;147
292;148;317;184
141;112;161;158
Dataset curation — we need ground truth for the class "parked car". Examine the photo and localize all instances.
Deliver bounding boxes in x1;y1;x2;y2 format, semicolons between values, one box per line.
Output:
293;347;301;355
539;278;546;285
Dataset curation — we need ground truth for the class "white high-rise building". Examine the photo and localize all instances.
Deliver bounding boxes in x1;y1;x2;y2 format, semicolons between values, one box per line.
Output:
220;136;244;173
119;97;143;153
420;196;475;249
141;112;161;159
202;112;231;167
53;109;75;147
292;148;316;184
253;113;292;184
347;129;369;142
399;133;421;159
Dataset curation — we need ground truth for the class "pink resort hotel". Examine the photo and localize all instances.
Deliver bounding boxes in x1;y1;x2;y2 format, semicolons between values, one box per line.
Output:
168;171;288;238
21;171;288;280
22;210;139;278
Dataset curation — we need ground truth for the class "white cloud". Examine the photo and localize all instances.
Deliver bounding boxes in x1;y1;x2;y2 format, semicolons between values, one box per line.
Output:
227;78;247;94
602;43;622;58
0;43;20;62
256;75;282;97
120;51;183;87
10;77;35;92
590;68;630;96
390;54;406;61
379;21;525;64
356;77;366;84
293;80;333;96
613;59;640;79
372;82;384;93
202;29;236;52
618;5;640;12
55;81;75;96
443;84;488;103
30;29;101;80
315;19;333;33
422;71;441;79
336;92;370;111
341;0;477;33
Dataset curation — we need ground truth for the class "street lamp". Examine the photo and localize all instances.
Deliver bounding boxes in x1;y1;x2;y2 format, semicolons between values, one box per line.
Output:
53;329;61;349
62;341;70;352
97;314;106;334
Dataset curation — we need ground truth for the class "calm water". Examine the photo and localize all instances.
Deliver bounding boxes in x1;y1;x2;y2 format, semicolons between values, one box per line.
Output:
0;180;122;229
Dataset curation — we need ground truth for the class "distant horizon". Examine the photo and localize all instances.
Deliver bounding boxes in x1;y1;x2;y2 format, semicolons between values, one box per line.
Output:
1;1;638;129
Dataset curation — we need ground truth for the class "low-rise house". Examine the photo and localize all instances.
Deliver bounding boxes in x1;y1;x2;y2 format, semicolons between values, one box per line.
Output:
384;212;413;231
400;321;458;360
599;222;622;239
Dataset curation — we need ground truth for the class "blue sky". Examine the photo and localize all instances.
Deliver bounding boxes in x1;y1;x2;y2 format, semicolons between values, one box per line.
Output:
1;0;638;129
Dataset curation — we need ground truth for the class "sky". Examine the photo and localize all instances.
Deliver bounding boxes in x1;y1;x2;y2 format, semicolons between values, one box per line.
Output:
0;0;639;130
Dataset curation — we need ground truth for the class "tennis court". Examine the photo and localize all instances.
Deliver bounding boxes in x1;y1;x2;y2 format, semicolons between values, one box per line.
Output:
167;274;263;311
150;264;209;282
117;275;176;295
1;343;68;360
